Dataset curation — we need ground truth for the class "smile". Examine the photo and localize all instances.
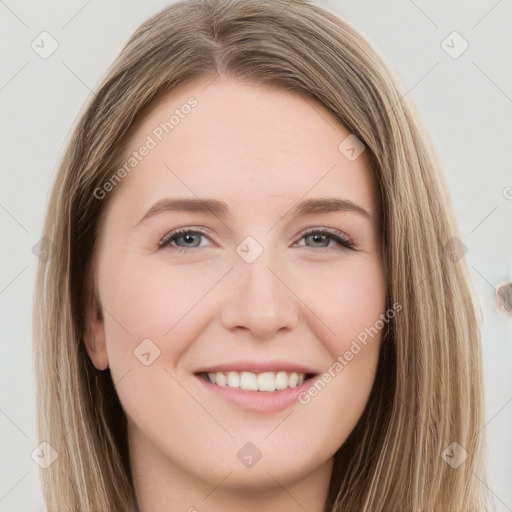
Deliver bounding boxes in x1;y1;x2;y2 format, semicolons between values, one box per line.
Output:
198;370;314;392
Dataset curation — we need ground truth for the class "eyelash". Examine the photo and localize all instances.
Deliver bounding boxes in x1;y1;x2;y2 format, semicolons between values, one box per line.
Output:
158;227;355;252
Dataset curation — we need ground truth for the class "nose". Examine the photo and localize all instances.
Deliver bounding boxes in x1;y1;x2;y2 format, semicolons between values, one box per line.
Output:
220;252;299;340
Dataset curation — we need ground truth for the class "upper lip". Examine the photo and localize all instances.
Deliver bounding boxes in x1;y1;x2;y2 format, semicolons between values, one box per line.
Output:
194;360;318;375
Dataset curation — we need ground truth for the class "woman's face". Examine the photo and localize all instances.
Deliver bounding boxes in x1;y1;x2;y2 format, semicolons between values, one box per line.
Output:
85;79;386;503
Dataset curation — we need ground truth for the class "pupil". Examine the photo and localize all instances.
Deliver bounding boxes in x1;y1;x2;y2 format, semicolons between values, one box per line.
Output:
311;234;326;246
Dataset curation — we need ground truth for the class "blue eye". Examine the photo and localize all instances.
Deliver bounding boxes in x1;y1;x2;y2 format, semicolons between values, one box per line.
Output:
298;229;354;250
159;229;210;250
159;227;354;252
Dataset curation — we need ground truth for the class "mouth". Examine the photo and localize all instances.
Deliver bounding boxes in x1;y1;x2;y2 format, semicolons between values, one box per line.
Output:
196;370;316;392
193;361;320;413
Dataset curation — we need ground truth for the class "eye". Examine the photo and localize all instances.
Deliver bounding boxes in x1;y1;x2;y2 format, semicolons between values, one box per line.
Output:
296;228;354;250
159;228;212;251
158;227;355;252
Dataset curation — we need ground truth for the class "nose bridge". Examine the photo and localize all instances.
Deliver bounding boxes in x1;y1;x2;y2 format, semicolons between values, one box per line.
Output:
240;250;280;300
219;238;298;338
235;234;281;291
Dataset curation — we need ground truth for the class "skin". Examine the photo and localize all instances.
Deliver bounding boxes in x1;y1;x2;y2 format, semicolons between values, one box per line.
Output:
83;78;386;512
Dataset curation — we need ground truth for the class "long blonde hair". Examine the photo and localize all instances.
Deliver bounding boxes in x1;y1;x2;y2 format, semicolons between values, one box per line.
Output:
33;1;487;510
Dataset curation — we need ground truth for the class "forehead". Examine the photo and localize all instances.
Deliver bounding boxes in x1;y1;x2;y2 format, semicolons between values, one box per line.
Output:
110;79;377;218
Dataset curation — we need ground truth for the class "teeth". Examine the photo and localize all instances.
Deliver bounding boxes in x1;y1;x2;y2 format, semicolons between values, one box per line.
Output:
257;372;275;392
215;372;227;386
227;371;240;388
240;371;258;391
275;371;288;390
204;370;308;391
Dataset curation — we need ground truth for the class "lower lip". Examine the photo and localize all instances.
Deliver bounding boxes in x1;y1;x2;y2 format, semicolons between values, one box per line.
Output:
195;375;318;413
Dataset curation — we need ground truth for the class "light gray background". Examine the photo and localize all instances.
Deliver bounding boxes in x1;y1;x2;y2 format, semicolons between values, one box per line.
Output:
1;1;511;510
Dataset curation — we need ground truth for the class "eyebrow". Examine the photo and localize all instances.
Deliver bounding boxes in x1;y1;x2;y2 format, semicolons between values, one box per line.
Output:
135;196;373;226
291;197;373;220
136;197;231;226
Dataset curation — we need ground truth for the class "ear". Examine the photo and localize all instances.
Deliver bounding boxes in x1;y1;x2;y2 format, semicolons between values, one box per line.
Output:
83;290;109;371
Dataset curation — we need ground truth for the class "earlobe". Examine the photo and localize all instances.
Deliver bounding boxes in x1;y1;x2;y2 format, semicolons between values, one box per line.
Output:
83;294;109;371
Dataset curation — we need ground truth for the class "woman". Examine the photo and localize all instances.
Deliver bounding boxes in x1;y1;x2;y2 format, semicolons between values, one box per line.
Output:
33;0;487;510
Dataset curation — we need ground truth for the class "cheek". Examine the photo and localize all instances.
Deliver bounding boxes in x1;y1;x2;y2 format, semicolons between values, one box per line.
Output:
98;256;227;373
294;254;386;357
289;259;386;447
98;260;216;433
